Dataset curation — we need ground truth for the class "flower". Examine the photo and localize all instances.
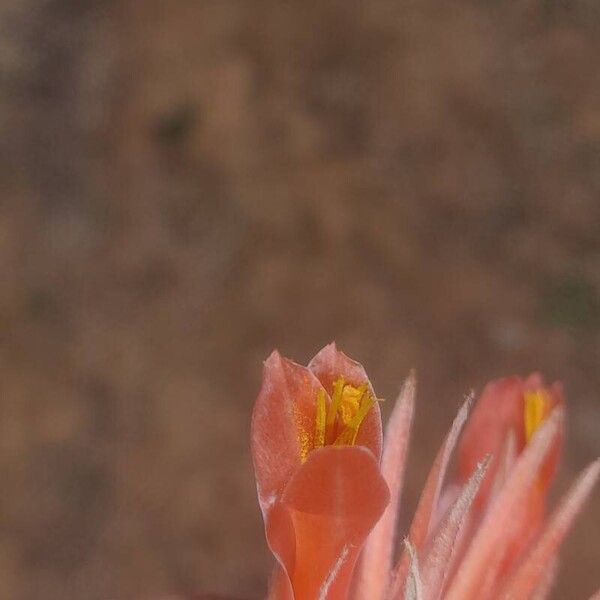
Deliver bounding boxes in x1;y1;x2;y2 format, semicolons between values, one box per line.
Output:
251;344;390;600
251;344;599;600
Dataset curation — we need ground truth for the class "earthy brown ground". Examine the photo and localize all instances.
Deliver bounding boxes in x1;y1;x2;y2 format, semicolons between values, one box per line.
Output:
0;1;598;599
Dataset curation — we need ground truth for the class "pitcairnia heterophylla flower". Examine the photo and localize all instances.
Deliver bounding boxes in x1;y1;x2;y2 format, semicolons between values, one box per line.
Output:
251;343;599;600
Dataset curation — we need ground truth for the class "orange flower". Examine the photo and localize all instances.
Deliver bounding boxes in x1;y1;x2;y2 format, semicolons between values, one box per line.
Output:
252;345;599;600
451;375;564;590
457;374;563;512
251;344;389;600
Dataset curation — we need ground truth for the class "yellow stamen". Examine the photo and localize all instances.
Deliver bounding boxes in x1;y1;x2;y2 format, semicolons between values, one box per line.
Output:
326;376;345;433
524;389;550;442
314;389;327;450
338;383;367;425
335;385;375;446
308;377;378;458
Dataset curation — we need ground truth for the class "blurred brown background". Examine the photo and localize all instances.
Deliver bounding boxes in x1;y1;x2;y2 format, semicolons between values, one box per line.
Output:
0;1;599;599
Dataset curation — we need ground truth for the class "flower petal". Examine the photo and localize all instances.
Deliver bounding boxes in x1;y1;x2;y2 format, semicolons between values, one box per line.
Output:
444;407;564;600
388;395;471;600
420;456;490;600
280;445;390;600
421;456;490;600
252;350;326;514
267;565;295;600
498;458;600;600
353;372;416;600
411;394;472;545
530;556;557;600
404;540;424;600
308;343;383;461
488;430;518;502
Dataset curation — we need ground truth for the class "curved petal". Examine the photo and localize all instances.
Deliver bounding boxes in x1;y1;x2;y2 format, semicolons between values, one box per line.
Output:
457;377;525;507
388;395;471;600
404;540;424;600
419;456;490;600
308;343;383;461
498;459;599;600
251;351;326;514
264;500;297;598
445;407;564;600
353;372;415;600
530;556;558;600
267;565;295;600
278;445;390;600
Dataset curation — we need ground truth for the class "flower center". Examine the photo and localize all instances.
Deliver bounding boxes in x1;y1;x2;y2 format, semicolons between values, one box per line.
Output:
312;376;376;455
523;389;551;442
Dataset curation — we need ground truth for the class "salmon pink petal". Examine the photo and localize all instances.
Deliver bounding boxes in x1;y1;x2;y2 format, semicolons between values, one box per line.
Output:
267;565;294;600
420;456;490;600
353;372;416;600
388;395;471;600
308;343;383;461
488;430;518;502
308;342;372;393
263;501;296;596
498;458;600;600
251;351;326;515
403;540;424;600
411;394;472;545
529;556;557;600
445;407;564;600
535;380;564;491
279;445;390;600
457;377;525;506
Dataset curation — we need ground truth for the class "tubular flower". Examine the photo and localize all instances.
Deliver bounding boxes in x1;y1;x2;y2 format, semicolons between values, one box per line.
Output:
251;344;390;600
251;344;599;600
